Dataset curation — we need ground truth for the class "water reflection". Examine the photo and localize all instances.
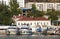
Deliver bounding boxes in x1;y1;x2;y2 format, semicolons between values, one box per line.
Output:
0;35;60;39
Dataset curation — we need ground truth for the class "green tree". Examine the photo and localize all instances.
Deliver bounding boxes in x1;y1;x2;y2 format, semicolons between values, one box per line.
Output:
9;0;21;16
47;9;58;21
55;11;60;15
31;4;36;11
0;0;22;25
27;4;44;17
0;1;12;25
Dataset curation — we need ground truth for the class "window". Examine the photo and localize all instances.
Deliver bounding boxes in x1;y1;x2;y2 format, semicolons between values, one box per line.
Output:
47;4;53;9
57;4;60;10
21;23;23;25
30;23;32;25
27;24;29;26
18;23;20;25
44;22;45;25
0;1;1;4
24;23;26;25
37;22;39;25
39;4;43;10
41;22;42;25
34;22;36;25
47;22;48;25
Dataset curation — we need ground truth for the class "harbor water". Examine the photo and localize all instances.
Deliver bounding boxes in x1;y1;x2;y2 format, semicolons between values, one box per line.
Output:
0;35;60;39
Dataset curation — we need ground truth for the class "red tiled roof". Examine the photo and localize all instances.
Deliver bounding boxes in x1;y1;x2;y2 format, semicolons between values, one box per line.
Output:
12;15;49;21
13;16;49;21
25;0;60;3
25;0;47;3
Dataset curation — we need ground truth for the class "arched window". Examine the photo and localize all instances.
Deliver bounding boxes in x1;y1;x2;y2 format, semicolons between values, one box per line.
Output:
18;23;20;25
44;22;45;25
21;23;23;25
30;23;32;25
47;22;48;25
41;22;42;25
24;23;26;25
34;22;36;25
37;22;39;25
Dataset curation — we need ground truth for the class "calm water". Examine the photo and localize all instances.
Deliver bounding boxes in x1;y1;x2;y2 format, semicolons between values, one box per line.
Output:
0;35;60;39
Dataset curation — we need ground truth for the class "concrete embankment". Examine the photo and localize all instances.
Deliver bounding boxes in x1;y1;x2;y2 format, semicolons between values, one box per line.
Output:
0;26;17;35
0;30;6;35
48;25;60;28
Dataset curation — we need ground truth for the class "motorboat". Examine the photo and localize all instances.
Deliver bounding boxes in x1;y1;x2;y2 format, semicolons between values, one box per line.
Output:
20;27;32;35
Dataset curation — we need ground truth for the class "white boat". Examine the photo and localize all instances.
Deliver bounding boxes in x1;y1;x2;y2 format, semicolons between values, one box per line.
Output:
20;27;32;35
6;26;18;35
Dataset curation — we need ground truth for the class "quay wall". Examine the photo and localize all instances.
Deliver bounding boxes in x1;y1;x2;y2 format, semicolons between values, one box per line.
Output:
48;26;60;28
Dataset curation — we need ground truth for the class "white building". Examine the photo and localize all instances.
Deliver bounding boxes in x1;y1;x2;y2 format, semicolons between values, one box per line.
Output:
0;0;60;11
16;19;51;27
26;2;60;11
0;0;9;5
0;0;25;8
12;15;51;32
17;0;25;8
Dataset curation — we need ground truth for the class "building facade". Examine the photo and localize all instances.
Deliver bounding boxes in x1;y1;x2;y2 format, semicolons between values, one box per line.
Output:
25;0;60;3
0;0;9;5
17;0;24;8
0;0;60;11
12;15;51;32
12;15;51;26
0;0;25;8
16;20;51;27
26;2;60;11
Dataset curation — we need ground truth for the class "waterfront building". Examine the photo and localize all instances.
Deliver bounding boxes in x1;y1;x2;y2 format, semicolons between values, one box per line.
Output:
12;15;51;32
